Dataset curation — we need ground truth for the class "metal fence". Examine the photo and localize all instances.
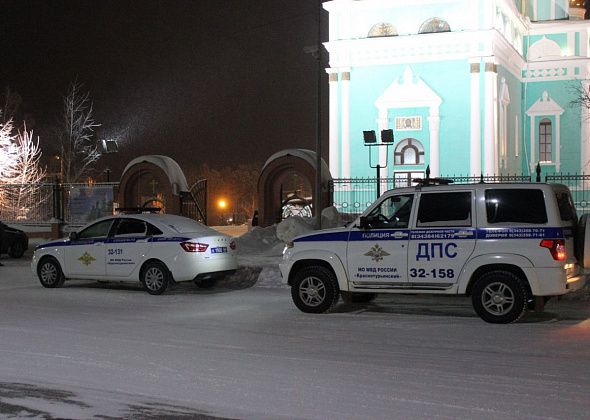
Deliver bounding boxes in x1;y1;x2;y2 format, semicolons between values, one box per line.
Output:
0;182;117;223
0;183;55;222
0;180;208;225
545;173;590;214
330;172;590;222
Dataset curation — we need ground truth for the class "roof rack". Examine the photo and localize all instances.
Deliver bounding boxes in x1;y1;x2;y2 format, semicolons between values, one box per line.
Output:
412;177;454;187
115;207;161;214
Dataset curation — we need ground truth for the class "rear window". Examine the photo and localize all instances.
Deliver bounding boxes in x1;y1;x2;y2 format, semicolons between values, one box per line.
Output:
555;190;577;222
485;189;547;224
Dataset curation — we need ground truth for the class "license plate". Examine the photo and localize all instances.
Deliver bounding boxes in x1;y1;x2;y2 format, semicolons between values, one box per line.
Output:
211;247;227;254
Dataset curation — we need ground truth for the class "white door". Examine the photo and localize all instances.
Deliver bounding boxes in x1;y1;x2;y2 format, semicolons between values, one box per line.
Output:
106;218;153;278
346;194;414;288
407;191;476;286
66;219;114;277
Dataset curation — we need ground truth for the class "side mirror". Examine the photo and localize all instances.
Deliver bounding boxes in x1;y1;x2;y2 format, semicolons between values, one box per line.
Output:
69;232;79;241
359;216;369;229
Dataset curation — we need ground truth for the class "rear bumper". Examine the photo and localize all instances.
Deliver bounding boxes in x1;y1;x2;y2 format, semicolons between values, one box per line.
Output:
164;253;238;282
526;266;587;296
566;274;587;293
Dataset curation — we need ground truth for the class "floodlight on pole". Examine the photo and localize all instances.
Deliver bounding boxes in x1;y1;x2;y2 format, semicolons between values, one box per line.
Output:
381;129;394;143
363;130;377;144
362;129;394;199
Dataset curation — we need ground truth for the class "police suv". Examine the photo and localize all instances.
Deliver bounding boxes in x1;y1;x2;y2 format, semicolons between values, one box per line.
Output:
32;213;238;295
280;180;589;323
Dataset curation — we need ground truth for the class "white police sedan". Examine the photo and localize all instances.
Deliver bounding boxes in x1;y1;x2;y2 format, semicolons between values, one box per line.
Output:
32;213;238;295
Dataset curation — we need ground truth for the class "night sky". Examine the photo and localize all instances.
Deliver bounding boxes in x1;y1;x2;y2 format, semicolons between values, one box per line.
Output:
0;0;328;176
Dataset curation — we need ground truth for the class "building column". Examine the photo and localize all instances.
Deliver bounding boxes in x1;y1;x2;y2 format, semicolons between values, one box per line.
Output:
428;111;440;177
328;71;339;178
376;109;388;176
529;116;536;172
341;71;351;179
469;62;481;176
483;62;498;175
582;80;590;172
555;115;561;172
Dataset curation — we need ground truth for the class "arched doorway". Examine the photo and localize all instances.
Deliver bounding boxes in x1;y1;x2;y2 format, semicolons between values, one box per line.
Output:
257;149;332;227
117;155;206;223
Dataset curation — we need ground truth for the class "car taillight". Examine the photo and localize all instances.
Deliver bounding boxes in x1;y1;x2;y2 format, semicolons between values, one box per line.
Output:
540;239;566;261
180;242;209;252
229;240;236;250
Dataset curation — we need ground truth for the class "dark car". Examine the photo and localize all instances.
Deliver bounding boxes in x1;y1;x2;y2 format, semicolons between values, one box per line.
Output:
0;222;28;258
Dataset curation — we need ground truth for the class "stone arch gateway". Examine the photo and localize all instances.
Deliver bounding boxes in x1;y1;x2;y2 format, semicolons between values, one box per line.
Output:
257;149;332;227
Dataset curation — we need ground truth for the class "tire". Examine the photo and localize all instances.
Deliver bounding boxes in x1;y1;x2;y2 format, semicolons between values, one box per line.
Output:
341;292;377;304
140;261;170;295
37;258;65;288
8;240;26;258
291;265;340;313
194;278;216;289
471;270;527;324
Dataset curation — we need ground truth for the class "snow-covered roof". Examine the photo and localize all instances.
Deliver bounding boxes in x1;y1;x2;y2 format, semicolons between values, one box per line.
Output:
121;155;189;195
262;149;332;182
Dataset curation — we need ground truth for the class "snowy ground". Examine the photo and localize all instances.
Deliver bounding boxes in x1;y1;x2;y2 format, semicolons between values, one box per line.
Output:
0;240;589;419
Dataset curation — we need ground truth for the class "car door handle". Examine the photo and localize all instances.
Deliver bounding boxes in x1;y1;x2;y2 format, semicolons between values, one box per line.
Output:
455;231;473;237
392;231;408;238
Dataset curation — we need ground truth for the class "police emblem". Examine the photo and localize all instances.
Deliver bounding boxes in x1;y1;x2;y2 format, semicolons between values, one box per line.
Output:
364;244;390;262
78;252;96;266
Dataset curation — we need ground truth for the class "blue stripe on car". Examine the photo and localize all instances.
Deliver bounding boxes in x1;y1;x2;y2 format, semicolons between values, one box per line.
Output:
293;227;564;243
35;236;191;250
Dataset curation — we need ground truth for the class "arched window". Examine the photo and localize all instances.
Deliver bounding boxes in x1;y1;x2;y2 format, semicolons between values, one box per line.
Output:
418;18;451;34
394;138;424;165
539;118;552;162
368;22;398;37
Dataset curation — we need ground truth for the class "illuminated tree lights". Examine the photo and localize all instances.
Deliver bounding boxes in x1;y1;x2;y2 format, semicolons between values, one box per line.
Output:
0;119;46;220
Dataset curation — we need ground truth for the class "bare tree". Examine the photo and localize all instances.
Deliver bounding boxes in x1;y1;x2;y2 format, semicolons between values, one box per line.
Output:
571;80;590;112
57;81;101;183
0;119;17;183
0;87;22;124
2;125;47;219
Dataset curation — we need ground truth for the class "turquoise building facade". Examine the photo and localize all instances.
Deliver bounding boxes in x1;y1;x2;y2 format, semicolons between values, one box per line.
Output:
323;0;590;183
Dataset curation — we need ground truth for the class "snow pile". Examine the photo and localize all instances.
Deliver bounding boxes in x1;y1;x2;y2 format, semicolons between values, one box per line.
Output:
235;224;283;256
276;216;315;243
233;210;343;287
321;206;343;229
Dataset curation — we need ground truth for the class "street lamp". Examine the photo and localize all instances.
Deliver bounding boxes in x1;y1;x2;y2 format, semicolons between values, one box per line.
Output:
363;129;394;199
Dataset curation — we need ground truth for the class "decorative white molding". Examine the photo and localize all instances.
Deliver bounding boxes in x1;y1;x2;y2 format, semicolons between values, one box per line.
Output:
484;64;498;175
499;78;511;168
469;63;481;176
515;114;519;158
528;36;562;61
324;30;492;69
374;67;442;176
341;73;351;178
526;91;565;171
328;70;340;177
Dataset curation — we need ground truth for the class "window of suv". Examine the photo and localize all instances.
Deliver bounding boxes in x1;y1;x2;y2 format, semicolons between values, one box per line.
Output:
555;190;577;222
417;192;472;227
485;189;547;224
366;194;414;228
